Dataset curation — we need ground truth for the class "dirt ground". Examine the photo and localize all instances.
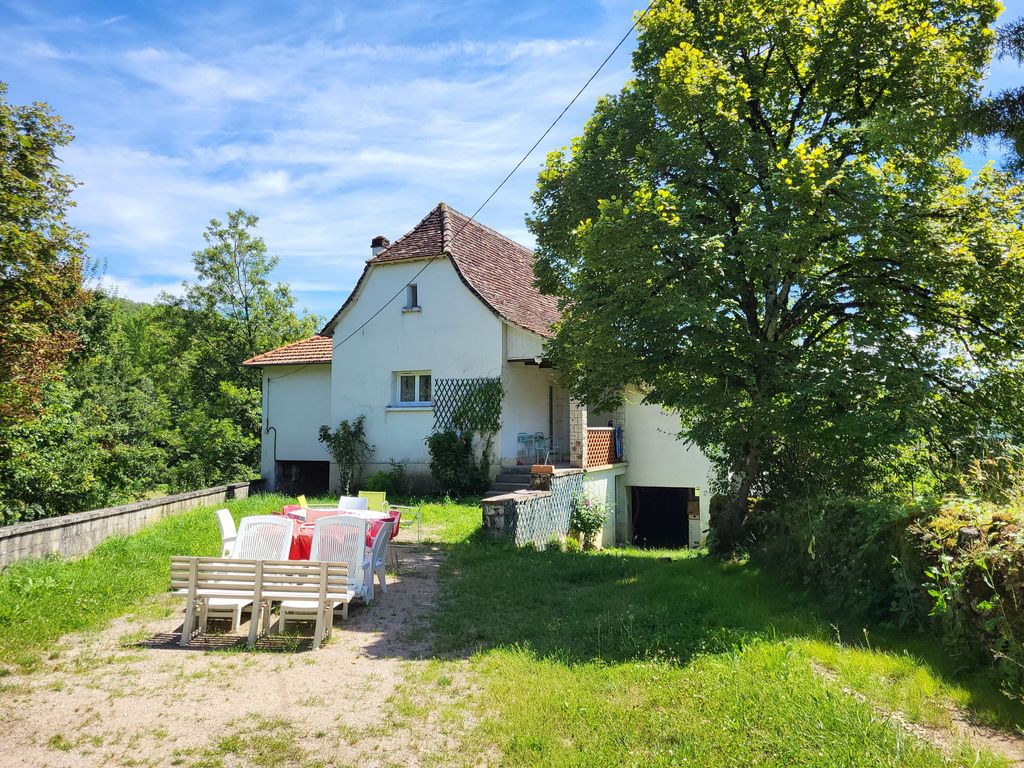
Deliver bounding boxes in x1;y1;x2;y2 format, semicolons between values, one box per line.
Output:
0;544;475;768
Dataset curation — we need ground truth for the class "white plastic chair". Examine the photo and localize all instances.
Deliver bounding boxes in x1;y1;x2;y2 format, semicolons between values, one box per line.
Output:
233;516;294;560
367;521;394;598
310;515;370;601
202;515;293;631
337;495;369;510
215;508;236;557
201;509;246;630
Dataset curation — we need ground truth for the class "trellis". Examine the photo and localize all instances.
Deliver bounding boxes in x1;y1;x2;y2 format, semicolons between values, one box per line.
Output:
510;472;584;546
432;377;503;434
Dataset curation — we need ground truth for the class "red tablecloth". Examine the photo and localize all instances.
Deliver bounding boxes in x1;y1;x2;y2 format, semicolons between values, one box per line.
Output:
285;516;388;560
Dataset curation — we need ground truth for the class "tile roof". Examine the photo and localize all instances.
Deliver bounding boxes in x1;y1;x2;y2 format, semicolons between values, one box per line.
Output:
242;335;332;367
322;202;561;339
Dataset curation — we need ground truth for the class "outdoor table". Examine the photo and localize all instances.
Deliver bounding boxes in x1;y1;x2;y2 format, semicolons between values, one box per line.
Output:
279;509;391;560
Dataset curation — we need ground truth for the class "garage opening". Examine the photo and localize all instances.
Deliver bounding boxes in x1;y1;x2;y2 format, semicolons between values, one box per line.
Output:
275;460;329;497
631;486;698;549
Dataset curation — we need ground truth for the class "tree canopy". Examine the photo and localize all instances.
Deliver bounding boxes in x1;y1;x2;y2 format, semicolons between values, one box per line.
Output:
0;82;87;425
0;210;320;523
529;0;1024;552
973;18;1024;176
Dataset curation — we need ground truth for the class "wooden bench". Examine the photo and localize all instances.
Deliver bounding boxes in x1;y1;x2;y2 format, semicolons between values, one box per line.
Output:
170;557;353;650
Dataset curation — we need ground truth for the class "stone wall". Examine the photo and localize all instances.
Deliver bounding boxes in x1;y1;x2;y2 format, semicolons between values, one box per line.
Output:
481;469;584;546
0;481;262;570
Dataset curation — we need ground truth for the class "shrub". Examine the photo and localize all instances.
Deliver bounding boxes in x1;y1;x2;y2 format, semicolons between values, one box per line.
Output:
425;430;489;496
364;459;406;495
751;492;1024;700
748;496;926;624
570;493;609;551
914;497;1024;696
318;416;373;495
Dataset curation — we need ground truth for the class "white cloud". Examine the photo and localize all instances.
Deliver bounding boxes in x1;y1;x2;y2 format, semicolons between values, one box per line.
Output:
3;0;643;317
95;275;184;303
124;48;267;102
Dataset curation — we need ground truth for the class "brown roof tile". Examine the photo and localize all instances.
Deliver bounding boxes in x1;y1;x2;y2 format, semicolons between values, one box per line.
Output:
323;202;560;338
242;335;332;367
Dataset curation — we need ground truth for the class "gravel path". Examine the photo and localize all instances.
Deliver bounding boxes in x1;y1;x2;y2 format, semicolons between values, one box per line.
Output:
0;544;473;768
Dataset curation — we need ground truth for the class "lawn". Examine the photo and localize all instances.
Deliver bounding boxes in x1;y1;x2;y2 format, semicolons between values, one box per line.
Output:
0;493;461;670
427;505;1024;767
2;494;1023;766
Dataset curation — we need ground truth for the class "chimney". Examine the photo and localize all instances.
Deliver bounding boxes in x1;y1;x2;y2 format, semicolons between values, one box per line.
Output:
371;235;390;257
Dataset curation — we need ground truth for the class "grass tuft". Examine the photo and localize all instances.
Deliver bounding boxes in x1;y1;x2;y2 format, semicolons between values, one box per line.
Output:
0;494;290;669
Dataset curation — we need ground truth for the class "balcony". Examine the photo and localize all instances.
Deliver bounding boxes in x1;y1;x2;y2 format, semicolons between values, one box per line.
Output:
584;427;622;468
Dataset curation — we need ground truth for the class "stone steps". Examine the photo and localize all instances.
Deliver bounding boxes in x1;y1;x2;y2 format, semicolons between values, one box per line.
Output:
485;466;534;498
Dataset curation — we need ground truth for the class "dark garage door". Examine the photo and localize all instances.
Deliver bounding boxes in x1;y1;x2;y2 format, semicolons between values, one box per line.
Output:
631;486;696;549
275;460;330;497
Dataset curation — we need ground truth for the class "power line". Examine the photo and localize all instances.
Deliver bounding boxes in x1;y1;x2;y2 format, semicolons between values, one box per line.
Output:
330;0;658;353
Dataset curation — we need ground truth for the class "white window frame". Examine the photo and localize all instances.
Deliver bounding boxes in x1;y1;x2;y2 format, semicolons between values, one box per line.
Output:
394;370;432;407
404;283;419;310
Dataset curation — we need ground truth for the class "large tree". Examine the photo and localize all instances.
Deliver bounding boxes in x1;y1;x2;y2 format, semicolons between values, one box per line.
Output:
162;210;319;488
184;209;313;364
529;0;1024;552
0;82;87;425
972;17;1024;176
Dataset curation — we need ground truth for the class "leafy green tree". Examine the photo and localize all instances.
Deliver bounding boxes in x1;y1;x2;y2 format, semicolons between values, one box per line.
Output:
0;294;168;522
183;209;315;367
164;210;320;489
0;82;87;425
973;18;1024;176
529;0;1024;552
319;416;373;494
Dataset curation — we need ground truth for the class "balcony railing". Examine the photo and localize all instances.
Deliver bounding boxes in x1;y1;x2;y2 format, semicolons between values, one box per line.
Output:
585;427;622;468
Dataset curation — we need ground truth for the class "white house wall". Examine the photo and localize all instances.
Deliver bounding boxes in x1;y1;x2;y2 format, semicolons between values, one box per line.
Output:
499;358;555;465
328;257;504;482
260;365;333;487
623;389;716;535
505;324;545;361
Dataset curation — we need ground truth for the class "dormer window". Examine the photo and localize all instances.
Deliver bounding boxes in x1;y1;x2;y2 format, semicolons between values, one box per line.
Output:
404;283;419;310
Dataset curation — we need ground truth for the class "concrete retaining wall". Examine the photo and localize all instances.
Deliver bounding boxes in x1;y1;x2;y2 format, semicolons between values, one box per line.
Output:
0;481;262;570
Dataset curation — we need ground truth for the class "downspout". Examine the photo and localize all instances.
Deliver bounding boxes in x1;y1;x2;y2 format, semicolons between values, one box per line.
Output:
264;375;277;473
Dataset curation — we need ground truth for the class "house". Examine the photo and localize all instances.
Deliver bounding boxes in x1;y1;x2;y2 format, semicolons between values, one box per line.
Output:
244;203;714;548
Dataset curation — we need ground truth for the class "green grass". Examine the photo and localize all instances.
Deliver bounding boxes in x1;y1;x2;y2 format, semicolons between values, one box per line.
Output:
414;496;486;544
5;493;1024;766
427;504;1024;767
0;493;289;670
0;493;476;670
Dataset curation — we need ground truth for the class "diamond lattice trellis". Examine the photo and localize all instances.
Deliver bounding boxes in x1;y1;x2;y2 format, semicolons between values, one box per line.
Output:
432;377;503;434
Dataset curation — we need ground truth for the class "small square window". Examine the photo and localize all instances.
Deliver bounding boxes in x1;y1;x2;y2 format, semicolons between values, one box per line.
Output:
395;371;432;405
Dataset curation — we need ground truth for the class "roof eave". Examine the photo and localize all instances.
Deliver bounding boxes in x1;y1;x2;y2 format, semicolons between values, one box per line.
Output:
242;359;332;368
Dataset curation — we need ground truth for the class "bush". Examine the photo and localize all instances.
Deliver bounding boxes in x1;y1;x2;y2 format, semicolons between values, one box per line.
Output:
425;430;489;496
751;492;1024;700
318;416;374;495
748;496;926;623
570;493;609;551
363;459;406;495
914;497;1024;696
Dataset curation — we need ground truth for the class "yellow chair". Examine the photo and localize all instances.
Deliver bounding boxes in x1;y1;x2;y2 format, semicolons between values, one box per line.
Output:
358;490;387;513
297;494;308;508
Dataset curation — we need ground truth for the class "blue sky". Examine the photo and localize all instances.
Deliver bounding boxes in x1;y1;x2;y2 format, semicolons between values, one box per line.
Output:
2;0;1023;321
